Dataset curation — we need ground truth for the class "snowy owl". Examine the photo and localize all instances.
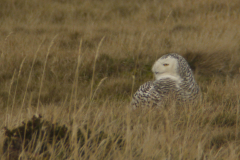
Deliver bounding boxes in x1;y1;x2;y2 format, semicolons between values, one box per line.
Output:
131;53;201;109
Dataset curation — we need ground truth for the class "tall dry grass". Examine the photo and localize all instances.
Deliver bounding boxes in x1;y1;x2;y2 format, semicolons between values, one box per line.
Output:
0;0;240;159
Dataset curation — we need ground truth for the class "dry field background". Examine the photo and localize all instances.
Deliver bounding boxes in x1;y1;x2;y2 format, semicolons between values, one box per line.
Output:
0;0;240;159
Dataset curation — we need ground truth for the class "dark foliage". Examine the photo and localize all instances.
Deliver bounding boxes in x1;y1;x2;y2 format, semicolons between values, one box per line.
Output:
3;115;124;159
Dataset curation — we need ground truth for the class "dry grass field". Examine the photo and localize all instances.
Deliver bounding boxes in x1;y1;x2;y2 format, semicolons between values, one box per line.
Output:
0;0;240;159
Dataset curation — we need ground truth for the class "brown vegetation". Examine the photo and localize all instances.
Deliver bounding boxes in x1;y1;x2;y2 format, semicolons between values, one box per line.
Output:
0;0;240;159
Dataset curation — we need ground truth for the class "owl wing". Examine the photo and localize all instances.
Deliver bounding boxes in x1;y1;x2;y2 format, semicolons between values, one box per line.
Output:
131;81;155;109
131;79;180;109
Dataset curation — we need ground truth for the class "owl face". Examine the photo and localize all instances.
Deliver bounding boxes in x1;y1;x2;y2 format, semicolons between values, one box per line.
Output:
152;56;180;80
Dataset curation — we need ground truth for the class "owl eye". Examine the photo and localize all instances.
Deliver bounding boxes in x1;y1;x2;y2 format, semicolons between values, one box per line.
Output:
163;63;169;66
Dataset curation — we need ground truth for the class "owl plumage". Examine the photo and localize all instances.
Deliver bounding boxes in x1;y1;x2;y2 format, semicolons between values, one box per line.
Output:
131;53;201;109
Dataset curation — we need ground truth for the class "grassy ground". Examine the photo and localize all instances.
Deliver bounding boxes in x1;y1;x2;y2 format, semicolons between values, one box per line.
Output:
0;0;240;159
